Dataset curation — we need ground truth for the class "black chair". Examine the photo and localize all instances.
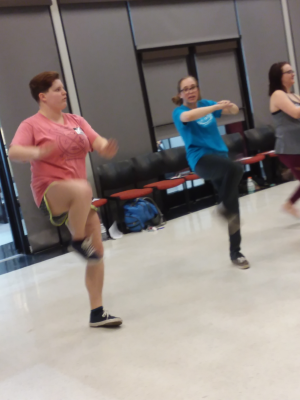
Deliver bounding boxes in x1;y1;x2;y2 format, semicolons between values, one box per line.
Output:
244;125;276;155
222;132;265;165
132;152;165;183
98;160;153;230
244;126;278;184
141;148;190;211
160;147;189;172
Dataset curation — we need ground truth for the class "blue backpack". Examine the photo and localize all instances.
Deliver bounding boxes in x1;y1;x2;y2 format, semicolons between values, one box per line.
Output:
124;197;164;232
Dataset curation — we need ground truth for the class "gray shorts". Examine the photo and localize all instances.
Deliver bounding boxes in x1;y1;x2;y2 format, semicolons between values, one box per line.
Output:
39;197;68;227
39;195;98;227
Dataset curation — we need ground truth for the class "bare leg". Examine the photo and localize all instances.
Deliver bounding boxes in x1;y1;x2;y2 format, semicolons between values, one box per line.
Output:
84;210;104;309
84;210;122;326
45;179;92;240
278;155;300;218
282;201;300;218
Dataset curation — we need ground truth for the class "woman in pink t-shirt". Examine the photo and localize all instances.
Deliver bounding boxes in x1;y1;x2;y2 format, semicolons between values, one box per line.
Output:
9;71;122;328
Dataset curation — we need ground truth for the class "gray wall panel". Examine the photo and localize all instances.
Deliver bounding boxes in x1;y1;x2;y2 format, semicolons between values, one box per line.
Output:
0;0;51;6
155;124;178;141
60;0;230;2
0;7;66;251
196;50;245;127
236;0;289;126
196;51;243;108
143;58;188;126
60;3;152;182
59;0;112;3
129;0;239;49
288;0;300;86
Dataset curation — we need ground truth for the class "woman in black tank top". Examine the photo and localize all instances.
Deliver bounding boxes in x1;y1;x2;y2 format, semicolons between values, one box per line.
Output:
269;62;300;218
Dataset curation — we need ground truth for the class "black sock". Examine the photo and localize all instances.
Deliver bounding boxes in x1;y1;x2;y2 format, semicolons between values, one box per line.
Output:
91;306;103;316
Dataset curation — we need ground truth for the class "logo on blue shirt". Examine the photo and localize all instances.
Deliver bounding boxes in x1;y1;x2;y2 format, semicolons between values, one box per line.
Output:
196;114;213;127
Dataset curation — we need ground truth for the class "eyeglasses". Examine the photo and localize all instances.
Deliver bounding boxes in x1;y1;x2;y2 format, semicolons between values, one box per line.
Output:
180;84;198;94
283;70;295;75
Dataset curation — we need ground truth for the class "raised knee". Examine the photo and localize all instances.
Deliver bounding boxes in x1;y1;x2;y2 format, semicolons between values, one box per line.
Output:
76;180;93;199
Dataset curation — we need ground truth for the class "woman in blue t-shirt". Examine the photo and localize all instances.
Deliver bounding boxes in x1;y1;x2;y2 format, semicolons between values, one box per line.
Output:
172;76;249;269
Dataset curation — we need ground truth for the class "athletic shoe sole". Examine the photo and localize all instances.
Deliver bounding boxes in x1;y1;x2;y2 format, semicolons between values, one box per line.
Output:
90;318;123;327
231;260;250;269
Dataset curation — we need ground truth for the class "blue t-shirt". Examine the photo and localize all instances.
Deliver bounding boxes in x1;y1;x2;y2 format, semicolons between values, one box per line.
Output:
172;99;228;171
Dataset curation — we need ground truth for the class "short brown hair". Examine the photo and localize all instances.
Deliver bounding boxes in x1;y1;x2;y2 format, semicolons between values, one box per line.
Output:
172;76;201;106
29;71;60;102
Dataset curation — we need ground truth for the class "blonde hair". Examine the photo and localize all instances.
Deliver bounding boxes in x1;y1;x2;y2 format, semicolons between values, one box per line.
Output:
171;76;201;106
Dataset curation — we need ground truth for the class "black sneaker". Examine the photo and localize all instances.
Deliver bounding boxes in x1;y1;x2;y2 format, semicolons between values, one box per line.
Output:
71;237;102;264
231;252;250;269
90;308;123;327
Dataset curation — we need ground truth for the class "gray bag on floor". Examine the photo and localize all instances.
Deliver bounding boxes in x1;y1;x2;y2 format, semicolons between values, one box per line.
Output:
142;197;165;227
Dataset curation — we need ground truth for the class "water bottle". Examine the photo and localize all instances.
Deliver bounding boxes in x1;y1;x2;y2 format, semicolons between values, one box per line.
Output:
247;177;255;194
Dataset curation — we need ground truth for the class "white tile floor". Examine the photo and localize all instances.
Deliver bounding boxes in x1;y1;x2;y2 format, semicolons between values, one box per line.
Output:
1;181;300;399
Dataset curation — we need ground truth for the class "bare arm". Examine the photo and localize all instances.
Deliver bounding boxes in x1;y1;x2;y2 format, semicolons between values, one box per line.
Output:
221;102;239;115
180;104;220;123
92;136;118;159
8;144;54;163
180;101;236;122
271;90;300;119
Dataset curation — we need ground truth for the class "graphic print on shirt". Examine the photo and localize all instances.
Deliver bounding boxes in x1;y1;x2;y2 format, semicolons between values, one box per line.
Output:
196;114;214;127
52;128;89;161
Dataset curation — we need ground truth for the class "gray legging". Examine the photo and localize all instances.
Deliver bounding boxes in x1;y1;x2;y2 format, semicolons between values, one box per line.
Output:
195;154;244;257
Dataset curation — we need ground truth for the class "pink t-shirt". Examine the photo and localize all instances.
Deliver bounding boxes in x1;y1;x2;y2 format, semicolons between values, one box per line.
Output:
11;112;99;207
